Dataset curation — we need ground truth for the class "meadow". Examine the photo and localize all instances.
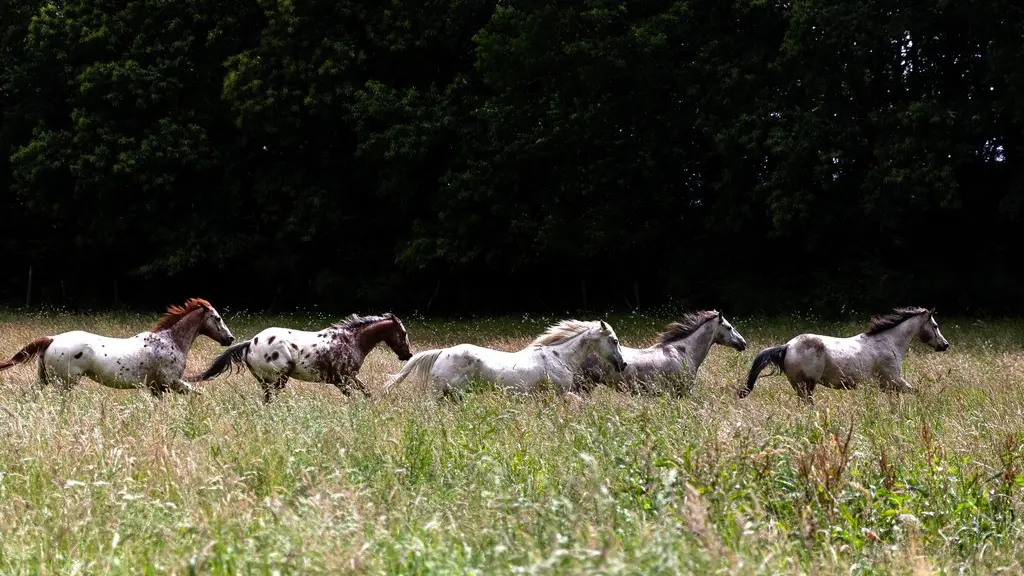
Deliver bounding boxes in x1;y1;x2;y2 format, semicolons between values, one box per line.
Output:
0;307;1022;575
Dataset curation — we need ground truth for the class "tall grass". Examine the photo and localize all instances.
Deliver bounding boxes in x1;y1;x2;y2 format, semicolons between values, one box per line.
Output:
0;309;1021;574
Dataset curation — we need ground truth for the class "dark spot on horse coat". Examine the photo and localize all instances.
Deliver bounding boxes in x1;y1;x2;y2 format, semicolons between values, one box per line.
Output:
268;336;276;345
806;338;826;353
553;351;560;358
271;351;280;361
254;337;259;345
679;345;687;354
290;343;298;350
74;352;83;359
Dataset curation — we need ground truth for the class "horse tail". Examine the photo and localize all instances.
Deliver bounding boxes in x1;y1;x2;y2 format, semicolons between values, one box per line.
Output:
0;337;54;371
383;348;444;393
737;345;787;398
186;341;251;382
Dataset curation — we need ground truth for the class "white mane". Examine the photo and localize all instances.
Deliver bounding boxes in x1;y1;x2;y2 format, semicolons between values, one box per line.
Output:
529;319;602;347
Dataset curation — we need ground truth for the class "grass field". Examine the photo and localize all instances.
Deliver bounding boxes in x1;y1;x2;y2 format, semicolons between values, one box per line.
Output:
0;308;1023;574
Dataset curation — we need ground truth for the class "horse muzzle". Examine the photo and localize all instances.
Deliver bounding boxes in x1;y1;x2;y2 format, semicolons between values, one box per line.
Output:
936;342;950;352
614;360;628;372
221;335;235;345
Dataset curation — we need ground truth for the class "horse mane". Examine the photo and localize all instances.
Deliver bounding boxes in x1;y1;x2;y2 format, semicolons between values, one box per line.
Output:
331;313;392;331
530;319;601;347
152;298;210;332
866;307;930;335
657;310;719;345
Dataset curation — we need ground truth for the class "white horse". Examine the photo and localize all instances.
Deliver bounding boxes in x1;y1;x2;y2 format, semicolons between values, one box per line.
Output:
384;319;626;397
738;307;950;404
0;298;234;396
579;310;747;394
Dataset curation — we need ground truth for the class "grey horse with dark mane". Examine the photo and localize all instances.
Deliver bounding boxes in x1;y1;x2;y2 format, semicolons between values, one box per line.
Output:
579;310;747;394
738;307;949;404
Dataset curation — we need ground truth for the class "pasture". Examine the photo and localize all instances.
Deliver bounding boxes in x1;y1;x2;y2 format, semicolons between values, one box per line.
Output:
0;308;1022;574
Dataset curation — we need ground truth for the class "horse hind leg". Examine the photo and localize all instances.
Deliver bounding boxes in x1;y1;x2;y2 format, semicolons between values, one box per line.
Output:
33;359;51;393
788;377;816;406
259;376;287;404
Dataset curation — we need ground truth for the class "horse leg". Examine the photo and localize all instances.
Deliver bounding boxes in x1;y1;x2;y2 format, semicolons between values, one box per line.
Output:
32;360;51;393
258;376;287;404
788;378;816;406
168;379;202;396
347;375;371;398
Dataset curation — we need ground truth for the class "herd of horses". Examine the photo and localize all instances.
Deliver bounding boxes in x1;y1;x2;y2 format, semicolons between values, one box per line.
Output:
0;298;950;405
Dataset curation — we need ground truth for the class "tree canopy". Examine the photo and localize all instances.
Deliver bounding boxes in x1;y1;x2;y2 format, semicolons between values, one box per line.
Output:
1;0;1021;316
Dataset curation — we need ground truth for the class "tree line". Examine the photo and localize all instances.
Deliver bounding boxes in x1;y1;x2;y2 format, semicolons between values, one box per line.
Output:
1;0;1021;316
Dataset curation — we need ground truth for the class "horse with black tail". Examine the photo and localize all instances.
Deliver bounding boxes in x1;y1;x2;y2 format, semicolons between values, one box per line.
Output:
737;307;949;404
188;313;413;403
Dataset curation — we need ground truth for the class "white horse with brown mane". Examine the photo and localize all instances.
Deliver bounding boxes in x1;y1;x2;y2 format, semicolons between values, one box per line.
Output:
738;307;949;404
0;298;234;396
384;319;626;397
579;310;747;394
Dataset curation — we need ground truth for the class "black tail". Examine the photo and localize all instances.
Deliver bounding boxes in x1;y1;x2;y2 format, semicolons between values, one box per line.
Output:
737;345;787;398
186;341;250;382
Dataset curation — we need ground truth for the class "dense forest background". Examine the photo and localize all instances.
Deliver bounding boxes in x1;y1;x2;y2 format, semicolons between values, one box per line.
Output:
1;0;1021;316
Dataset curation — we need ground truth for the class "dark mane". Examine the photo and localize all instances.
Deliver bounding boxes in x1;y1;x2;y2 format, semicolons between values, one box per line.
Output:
331;313;392;332
151;298;210;332
657;310;719;345
866;307;930;335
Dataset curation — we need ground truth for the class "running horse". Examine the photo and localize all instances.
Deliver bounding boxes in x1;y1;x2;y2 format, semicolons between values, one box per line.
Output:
384;319;627;398
738;307;950;404
579;310;747;394
0;298;234;396
188;313;413;403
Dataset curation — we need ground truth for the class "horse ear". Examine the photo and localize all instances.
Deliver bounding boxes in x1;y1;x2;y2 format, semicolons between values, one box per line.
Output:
600;320;609;331
928;307;936;316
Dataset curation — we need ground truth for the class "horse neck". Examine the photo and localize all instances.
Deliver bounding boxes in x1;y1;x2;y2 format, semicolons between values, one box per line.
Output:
548;332;597;368
869;318;920;354
668;323;716;370
354;321;393;357
165;309;206;353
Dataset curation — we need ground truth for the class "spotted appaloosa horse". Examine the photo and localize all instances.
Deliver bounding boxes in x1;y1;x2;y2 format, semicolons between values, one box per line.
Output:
738;307;950;404
579;310;747;394
0;298;234;396
188;313;413;403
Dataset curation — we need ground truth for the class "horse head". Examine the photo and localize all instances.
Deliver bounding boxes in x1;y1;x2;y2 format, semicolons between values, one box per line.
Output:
198;303;235;346
712;311;747;351
917;308;950;351
382;313;413;360
594;320;627;372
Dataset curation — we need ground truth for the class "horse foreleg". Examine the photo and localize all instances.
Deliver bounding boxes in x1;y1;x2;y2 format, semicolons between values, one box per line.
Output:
880;374;917;394
348;375;371;398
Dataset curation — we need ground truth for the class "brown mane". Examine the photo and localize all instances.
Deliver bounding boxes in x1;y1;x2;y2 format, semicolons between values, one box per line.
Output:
657;310;719;345
866;307;930;335
152;298;211;332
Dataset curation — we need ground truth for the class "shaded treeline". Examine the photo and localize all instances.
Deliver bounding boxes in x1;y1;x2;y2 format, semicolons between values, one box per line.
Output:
1;0;1021;316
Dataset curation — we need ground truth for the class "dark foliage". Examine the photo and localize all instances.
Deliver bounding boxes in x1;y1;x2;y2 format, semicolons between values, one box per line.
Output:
1;0;1021;316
